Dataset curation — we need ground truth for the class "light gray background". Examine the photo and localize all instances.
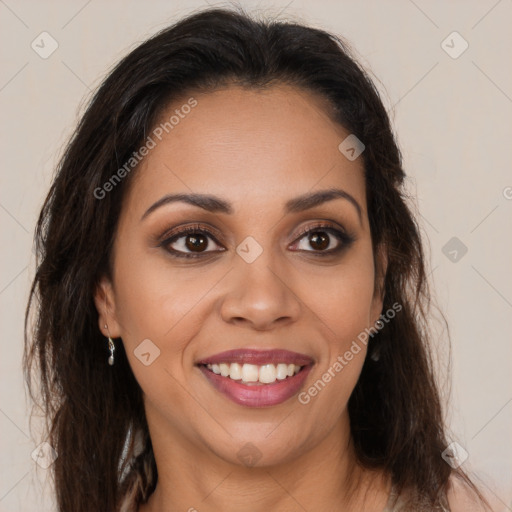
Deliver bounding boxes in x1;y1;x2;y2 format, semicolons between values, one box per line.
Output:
1;1;511;510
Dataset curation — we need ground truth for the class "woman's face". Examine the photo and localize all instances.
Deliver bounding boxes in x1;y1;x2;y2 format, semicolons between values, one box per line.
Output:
96;84;384;467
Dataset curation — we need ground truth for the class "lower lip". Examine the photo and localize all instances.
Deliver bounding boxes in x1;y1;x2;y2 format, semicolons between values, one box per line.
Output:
199;365;312;407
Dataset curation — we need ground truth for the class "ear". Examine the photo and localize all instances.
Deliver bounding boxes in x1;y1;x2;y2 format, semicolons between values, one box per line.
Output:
370;242;388;325
93;275;122;338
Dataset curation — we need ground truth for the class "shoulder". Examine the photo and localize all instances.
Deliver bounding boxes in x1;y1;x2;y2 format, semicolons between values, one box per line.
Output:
384;476;494;512
445;474;496;512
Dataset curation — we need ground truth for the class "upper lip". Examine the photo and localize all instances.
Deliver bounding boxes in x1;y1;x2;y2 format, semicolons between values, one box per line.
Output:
196;349;314;366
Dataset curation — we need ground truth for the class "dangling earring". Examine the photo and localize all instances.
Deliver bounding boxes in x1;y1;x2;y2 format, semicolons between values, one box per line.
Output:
108;337;115;366
105;324;115;366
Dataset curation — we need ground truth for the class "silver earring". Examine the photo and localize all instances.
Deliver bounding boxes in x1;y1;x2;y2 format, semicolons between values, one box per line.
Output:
370;345;380;362
108;337;115;366
105;324;115;366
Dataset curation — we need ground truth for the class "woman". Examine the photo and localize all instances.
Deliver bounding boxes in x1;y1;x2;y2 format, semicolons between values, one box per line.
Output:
24;7;491;512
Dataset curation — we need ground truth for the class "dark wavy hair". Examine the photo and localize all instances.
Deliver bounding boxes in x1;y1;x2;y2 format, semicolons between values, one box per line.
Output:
24;6;489;512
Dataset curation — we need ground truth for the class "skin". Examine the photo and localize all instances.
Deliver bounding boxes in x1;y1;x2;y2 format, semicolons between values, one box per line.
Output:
95;84;392;511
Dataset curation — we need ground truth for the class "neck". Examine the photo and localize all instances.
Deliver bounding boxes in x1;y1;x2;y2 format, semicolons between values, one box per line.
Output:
138;408;390;512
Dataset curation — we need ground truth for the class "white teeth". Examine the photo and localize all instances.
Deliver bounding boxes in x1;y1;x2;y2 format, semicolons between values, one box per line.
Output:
229;363;242;380
241;364;259;382
206;362;303;384
276;363;288;380
259;364;277;384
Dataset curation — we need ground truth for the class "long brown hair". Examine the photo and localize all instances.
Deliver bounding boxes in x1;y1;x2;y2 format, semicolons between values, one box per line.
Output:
24;7;489;511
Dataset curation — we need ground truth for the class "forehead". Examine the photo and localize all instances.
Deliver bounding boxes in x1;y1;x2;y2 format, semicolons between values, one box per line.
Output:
125;84;366;215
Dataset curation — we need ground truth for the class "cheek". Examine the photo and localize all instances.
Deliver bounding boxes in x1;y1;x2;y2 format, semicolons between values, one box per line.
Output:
298;248;377;350
293;245;376;413
112;239;218;340
111;247;229;397
296;266;375;425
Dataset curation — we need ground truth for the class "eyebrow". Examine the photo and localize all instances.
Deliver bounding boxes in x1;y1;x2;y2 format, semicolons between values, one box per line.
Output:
141;187;363;223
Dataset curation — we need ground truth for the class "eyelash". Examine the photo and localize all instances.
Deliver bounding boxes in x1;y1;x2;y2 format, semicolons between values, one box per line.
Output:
158;222;355;259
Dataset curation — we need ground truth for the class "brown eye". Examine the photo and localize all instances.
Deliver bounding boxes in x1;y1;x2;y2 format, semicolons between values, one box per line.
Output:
290;224;354;255
161;226;225;258
308;231;330;251
294;229;340;252
185;234;208;252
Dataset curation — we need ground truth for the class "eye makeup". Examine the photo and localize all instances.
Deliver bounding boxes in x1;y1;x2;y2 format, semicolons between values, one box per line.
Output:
155;220;355;260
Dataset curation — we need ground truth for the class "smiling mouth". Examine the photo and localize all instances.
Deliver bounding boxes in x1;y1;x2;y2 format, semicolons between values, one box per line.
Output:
196;348;314;407
201;362;304;385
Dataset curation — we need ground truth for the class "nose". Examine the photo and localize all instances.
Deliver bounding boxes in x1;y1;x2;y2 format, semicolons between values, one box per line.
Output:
220;253;302;331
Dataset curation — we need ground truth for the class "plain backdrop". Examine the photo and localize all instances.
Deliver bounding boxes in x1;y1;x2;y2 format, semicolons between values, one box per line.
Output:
1;1;511;510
